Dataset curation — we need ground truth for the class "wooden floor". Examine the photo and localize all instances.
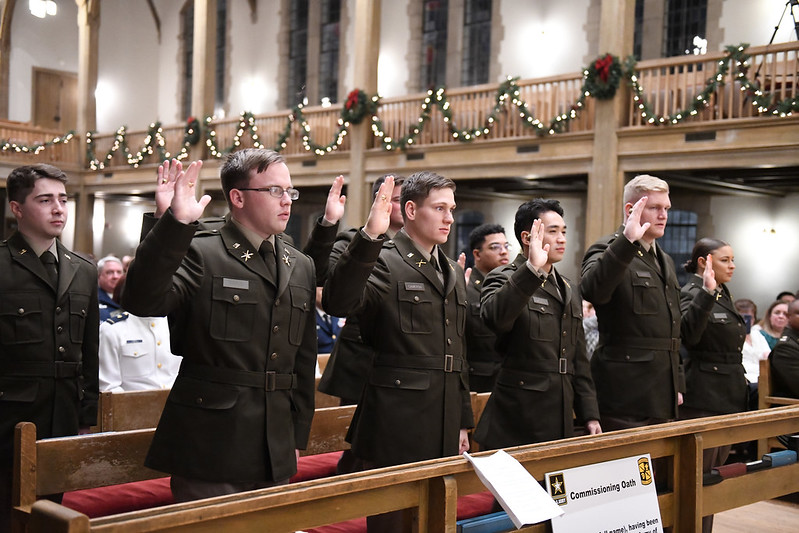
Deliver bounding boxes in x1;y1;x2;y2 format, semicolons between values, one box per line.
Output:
714;497;799;532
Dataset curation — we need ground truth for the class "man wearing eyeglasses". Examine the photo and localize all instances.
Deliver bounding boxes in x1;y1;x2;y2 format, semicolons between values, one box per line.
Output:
122;149;317;502
465;223;510;392
475;199;600;449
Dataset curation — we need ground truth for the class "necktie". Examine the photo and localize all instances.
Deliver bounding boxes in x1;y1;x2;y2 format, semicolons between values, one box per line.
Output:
40;251;58;288
547;272;562;301
649;247;662;273
259;240;277;282
429;254;444;285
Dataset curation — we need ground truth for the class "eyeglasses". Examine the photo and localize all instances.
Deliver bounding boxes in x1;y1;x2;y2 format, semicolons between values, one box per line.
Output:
238;186;300;200
487;243;511;252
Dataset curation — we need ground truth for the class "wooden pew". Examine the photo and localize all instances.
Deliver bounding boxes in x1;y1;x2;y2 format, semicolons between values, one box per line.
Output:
24;405;799;533
91;379;340;435
12;404;356;531
93;389;170;432
757;358;799;456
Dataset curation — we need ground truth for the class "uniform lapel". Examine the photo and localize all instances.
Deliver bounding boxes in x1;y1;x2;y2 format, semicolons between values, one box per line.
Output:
8;232;53;290
393;232;444;295
56;241;79;299
438;249;456;296
219;223;273;285
274;237;294;298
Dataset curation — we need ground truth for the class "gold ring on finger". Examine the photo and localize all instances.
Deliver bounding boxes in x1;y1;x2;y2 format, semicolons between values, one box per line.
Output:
188;182;195;188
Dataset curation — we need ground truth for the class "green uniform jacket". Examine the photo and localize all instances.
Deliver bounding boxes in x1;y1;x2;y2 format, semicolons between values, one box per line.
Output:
122;211;316;483
464;268;502;393
581;227;684;421
323;230;473;467
305;222;374;403
0;232;99;463
770;326;799;398
475;255;599;448
680;276;747;414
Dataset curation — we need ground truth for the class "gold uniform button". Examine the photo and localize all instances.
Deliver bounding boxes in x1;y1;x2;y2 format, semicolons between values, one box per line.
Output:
196;398;203;405
273;326;279;333
445;318;450;325
57;326;63;333
414;296;420;302
394;380;401;386
447;338;452;345
58;346;66;353
17;308;24;315
157;341;162;346
275;298;281;306
157;363;162;369
233;295;240;302
562;331;567;337
270;353;278;360
518;380;525;386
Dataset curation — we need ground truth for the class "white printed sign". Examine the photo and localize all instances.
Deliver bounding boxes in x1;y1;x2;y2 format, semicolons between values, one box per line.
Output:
546;454;663;533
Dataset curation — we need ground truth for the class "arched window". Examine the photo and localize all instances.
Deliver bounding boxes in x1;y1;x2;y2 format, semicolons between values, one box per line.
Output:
461;0;491;86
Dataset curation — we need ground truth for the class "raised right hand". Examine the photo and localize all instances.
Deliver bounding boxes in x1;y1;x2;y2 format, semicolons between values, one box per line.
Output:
363;175;394;239
171;160;211;224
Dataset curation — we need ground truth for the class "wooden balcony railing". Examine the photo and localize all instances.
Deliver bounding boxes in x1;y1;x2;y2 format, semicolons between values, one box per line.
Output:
1;41;797;173
627;41;798;126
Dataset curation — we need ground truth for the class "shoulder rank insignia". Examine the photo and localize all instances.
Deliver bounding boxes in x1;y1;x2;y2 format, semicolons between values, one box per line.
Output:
232;242;241;249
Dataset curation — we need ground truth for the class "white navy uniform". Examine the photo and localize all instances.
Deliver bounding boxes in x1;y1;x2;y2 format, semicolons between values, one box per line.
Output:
99;311;182;391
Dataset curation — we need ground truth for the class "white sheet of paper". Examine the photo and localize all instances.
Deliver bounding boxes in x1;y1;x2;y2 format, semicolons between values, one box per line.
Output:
464;450;564;529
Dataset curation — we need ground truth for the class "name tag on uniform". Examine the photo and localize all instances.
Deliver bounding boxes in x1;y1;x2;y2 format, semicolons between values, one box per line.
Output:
533;296;549;305
404;282;425;291
635;271;651;278
126;339;143;344
223;278;250;290
713;312;728;319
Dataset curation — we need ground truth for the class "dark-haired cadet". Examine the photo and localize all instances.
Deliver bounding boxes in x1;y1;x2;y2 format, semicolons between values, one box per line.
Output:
465;223;510;392
475;199;600;449
680;238;747;533
1;164;99;530
323;172;472;532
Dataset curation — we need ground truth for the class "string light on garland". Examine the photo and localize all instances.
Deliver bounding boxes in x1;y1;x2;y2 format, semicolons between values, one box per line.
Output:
625;43;798;125
1;131;75;155
87;123;167;170
206;111;264;158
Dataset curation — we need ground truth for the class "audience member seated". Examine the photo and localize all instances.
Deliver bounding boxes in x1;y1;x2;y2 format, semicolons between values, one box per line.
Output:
735;299;770;388
752;300;789;350
776;290;796;304
315;286;344;355
99;275;182;392
97;255;124;322
770;299;799;398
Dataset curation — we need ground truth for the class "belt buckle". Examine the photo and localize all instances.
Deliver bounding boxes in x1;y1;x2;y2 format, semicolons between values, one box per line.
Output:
444;354;454;373
670;338;680;352
265;371;276;391
558;358;567;374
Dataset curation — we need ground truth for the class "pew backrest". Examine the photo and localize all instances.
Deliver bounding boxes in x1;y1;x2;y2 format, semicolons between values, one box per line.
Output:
95;389;170;432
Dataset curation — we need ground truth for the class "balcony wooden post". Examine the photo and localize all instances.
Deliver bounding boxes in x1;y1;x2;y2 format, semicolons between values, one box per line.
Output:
346;0;380;228
191;0;216;122
585;0;635;245
75;0;100;135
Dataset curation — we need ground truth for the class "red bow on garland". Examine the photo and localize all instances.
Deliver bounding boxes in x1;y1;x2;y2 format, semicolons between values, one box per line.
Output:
345;90;361;110
594;54;614;83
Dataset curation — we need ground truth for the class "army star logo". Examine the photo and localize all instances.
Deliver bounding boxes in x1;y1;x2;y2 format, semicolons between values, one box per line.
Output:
282;253;291;266
241;250;253;261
